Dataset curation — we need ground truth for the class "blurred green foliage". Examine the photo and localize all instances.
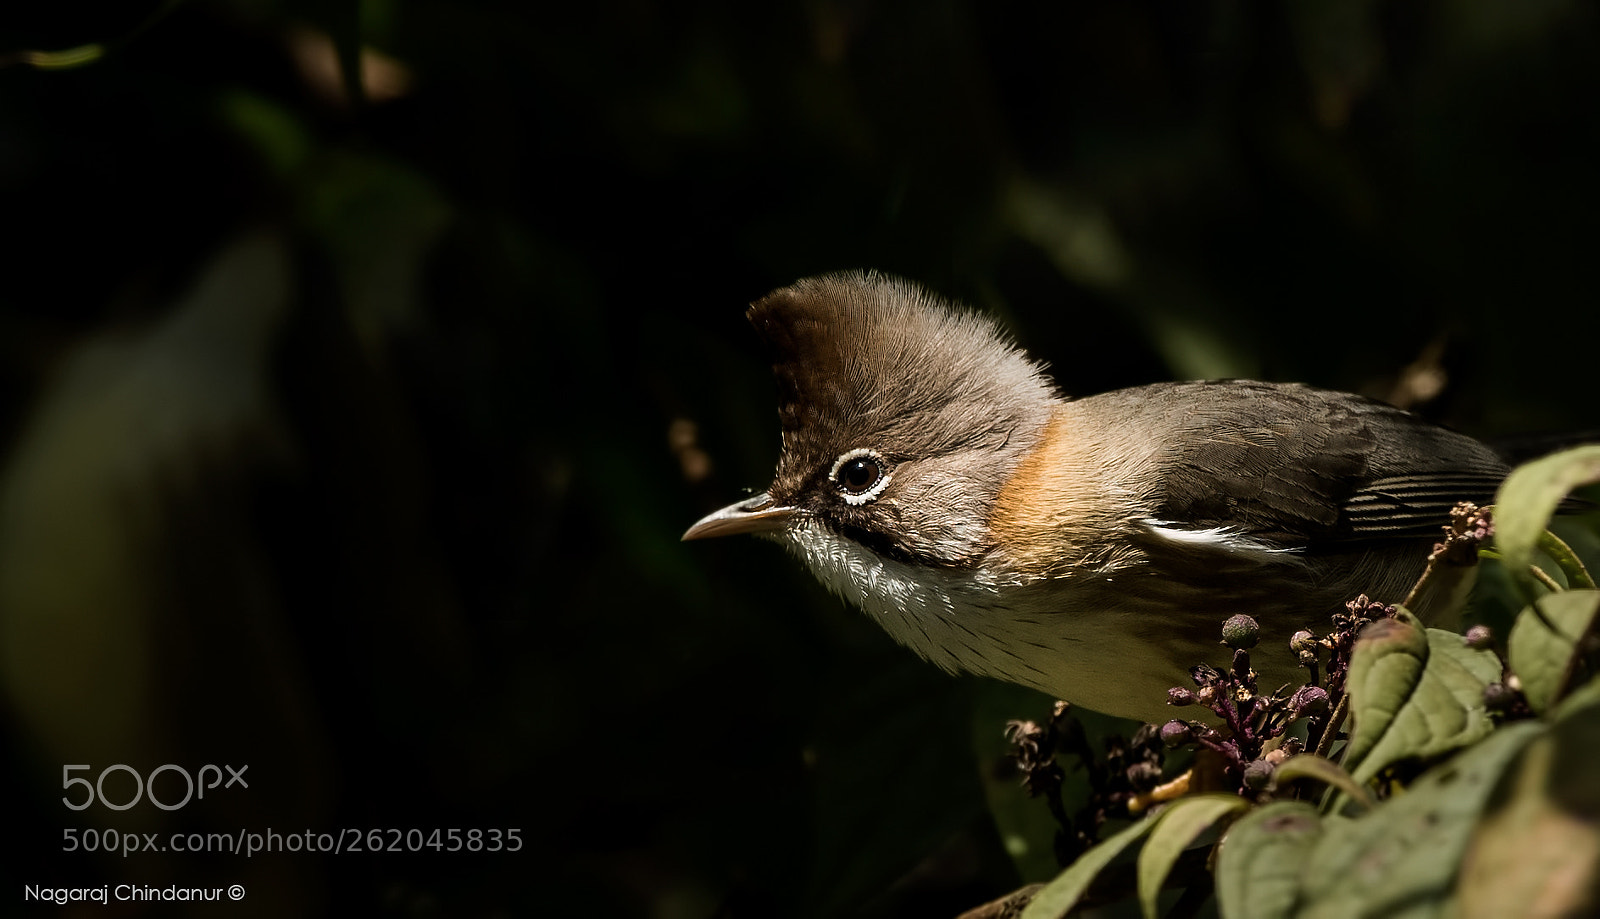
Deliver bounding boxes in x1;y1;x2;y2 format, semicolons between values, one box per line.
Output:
2;1;1599;916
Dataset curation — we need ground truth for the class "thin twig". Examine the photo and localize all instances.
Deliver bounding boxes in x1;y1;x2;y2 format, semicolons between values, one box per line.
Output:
1528;564;1565;594
1314;694;1348;761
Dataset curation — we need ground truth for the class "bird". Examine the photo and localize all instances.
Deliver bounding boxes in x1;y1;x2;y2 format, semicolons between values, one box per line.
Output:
683;271;1513;722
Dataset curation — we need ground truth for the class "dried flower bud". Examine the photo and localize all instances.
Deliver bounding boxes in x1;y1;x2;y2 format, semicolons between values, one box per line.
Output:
1242;759;1275;792
1483;682;1517;711
1291;685;1330;717
1231;648;1254;682
1290;630;1319;655
1126;761;1162;793
1167;688;1196;707
1005;720;1041;744
1195;685;1218;706
1435;503;1494;566
1159;720;1194;748
1344;595;1396;621
1221;615;1261;650
1463;625;1493;650
1131;722;1163;752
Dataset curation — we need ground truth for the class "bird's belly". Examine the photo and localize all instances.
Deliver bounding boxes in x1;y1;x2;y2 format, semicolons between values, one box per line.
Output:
784;522;1459;723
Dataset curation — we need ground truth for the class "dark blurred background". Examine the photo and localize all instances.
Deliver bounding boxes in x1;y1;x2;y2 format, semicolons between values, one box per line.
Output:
3;1;1599;916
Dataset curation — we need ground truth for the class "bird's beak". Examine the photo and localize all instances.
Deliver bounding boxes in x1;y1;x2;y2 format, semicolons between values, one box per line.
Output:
682;492;797;540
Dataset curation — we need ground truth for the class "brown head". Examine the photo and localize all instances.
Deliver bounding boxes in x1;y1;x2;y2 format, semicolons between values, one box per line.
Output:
684;271;1062;570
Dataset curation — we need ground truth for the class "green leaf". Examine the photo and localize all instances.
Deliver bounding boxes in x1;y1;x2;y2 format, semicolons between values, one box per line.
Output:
1551;672;1600;722
1456;687;1600;919
1214;801;1323;919
1136;794;1248;919
1298;721;1546;919
1507;589;1600;713
1343;612;1428;771
1493;445;1600;600
1020;817;1156;919
1271;754;1374;810
1344;611;1500;784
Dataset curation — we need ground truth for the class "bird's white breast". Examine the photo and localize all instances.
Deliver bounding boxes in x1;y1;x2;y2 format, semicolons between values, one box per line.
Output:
776;520;1183;716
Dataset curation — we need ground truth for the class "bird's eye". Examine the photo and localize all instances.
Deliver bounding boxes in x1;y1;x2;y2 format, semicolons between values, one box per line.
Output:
838;458;879;491
829;448;891;505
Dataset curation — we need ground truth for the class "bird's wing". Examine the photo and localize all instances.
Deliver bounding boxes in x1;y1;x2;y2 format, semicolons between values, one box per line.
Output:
1128;381;1508;546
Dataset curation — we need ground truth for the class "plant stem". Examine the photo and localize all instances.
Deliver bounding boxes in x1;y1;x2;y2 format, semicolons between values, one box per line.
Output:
1539;530;1597;589
1529;564;1565;594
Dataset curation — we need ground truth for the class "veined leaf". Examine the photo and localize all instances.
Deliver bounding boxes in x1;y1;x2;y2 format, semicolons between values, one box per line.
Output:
1456;687;1600;919
1272;755;1374;810
1344;612;1499;785
1298;722;1545;919
1136;794;1248;919
1507;589;1600;713
1214;801;1323;919
1493;445;1600;600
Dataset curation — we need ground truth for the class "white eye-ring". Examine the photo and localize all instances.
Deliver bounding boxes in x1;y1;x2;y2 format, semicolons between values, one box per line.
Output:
829;448;892;505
